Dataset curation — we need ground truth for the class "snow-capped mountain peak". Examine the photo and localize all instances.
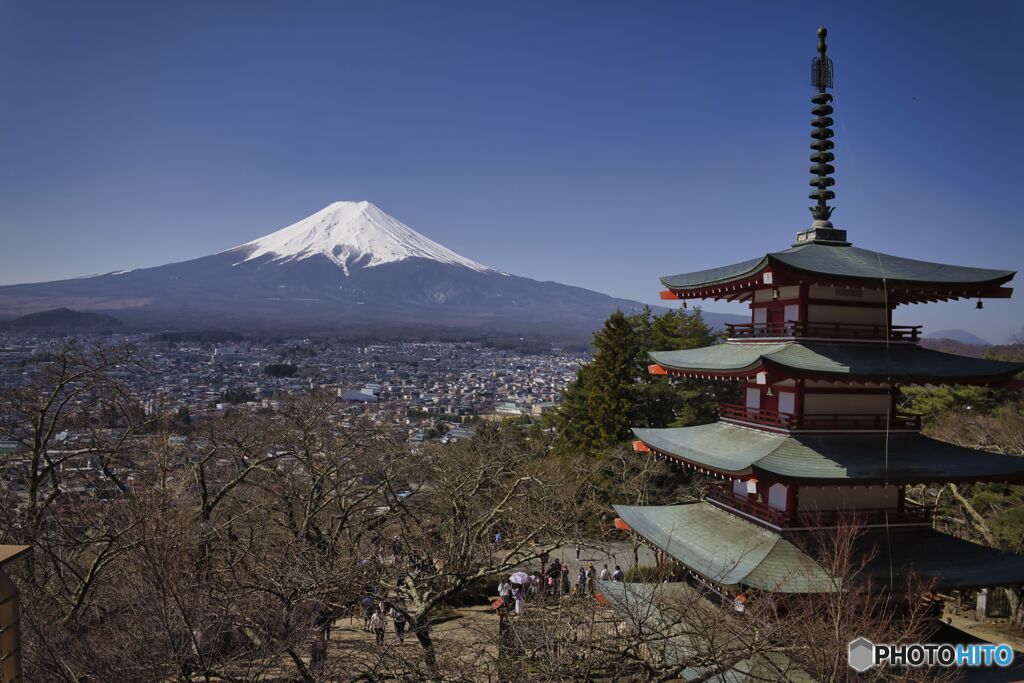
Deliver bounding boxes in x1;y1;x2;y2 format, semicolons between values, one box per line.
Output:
233;201;492;275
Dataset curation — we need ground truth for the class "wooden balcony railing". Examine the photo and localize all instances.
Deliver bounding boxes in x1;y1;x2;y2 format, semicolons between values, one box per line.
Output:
794;501;933;528
726;321;921;342
704;487;789;527
718;404;921;432
719;403;796;429
706;487;933;528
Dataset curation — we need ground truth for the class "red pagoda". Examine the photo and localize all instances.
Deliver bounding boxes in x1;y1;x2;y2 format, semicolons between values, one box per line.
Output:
616;28;1024;598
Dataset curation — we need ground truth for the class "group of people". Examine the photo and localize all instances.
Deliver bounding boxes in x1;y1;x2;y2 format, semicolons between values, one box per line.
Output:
359;596;409;645
498;558;626;616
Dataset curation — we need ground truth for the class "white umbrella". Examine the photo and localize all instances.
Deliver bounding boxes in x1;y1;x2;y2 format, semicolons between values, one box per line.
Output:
509;571;530;585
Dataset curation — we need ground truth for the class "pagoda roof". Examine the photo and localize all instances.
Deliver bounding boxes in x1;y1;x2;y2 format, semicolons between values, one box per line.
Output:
616;503;1024;592
854;527;1024;590
649;341;1023;384
661;243;1015;299
613;503;836;593
632;423;1024;484
596;580;813;682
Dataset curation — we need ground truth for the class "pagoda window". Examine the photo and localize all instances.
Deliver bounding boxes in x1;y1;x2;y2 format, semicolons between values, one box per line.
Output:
752;307;767;325
732;478;748;499
768;483;788;511
777;390;796;416
784;303;800;321
745;387;761;411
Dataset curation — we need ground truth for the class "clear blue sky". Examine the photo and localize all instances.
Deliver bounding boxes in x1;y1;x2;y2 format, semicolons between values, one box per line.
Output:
0;1;1021;341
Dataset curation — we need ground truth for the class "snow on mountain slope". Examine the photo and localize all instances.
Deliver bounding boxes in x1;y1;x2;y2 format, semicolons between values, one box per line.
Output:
232;201;493;275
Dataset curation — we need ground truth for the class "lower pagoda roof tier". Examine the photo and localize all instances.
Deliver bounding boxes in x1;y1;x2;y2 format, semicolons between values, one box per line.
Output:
615;503;1024;593
632;423;1024;484
613;503;836;593
659;243;1014;304
596;581;812;682
648;341;1023;384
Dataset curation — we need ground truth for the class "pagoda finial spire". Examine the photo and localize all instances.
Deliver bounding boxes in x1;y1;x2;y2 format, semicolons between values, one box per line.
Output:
809;27;835;223
796;26;849;246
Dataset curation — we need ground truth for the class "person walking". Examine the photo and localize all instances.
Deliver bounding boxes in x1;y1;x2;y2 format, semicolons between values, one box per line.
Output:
370;608;387;645
560;565;571;596
612;565;625;582
315;604;334;640
499;578;513;609
309;633;327;676
360;595;374;632
599;564;610;581
576;567;587;597
586;565;596;595
391;604;407;643
575;542;582;560
546;558;562;597
514;586;526;616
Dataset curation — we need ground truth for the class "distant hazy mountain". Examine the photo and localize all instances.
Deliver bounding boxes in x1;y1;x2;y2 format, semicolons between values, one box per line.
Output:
925;329;992;346
0;201;744;338
3;307;122;332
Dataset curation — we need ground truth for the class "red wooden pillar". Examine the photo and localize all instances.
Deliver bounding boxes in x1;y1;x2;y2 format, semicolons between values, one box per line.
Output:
788;485;799;524
798;282;809;324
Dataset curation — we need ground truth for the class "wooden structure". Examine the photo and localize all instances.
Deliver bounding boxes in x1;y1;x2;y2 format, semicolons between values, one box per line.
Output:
618;28;1024;597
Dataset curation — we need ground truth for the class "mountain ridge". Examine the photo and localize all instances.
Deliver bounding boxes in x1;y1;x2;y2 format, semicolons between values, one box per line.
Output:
0;201;743;338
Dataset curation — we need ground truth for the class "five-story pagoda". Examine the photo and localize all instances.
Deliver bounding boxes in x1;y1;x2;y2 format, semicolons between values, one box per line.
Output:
617;27;1024;597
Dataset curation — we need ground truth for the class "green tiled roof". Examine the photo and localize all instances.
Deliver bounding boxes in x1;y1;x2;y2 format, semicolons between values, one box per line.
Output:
649;341;1024;382
616;504;1024;592
633;423;1024;483
851;527;1024;590
597;581;813;682
613;503;837;593
661;243;1015;290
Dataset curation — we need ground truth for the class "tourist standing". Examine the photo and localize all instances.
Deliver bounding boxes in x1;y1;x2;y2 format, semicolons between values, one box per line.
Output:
360;595;374;632
612;565;625;582
514;586;526;616
575;542;582;560
499;578;513;609
546;558;562;597
309;633;327;676
599;564;610;581
370;609;387;644
391;604;407;643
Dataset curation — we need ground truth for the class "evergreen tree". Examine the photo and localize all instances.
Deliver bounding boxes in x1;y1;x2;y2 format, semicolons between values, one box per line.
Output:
557;306;732;454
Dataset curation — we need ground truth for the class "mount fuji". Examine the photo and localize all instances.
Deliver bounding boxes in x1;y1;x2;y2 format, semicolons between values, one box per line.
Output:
0;201;738;337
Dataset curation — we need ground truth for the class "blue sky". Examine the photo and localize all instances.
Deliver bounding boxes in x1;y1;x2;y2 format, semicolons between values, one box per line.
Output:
0;1;1021;341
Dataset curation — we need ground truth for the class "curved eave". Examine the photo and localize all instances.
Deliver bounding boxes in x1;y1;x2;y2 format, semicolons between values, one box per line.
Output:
659;245;1016;304
648;360;1022;386
659;256;769;293
852;528;1024;591
759;357;1024;386
614;503;837;593
633;424;1024;485
648;343;1024;386
635;439;754;480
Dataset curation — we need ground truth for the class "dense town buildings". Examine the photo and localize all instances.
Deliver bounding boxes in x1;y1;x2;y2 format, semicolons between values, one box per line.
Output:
0;333;583;504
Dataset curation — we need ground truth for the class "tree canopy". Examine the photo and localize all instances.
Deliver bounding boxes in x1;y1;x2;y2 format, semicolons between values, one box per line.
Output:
555;307;733;455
